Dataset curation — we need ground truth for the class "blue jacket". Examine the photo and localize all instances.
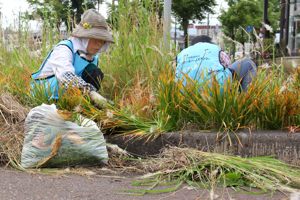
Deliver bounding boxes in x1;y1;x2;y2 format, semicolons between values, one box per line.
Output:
31;40;98;99
176;42;231;94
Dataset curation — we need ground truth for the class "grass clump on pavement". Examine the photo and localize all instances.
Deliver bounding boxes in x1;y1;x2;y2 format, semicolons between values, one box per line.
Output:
115;146;300;196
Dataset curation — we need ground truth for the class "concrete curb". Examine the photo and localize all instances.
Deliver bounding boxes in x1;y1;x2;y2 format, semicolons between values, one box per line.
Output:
105;130;300;165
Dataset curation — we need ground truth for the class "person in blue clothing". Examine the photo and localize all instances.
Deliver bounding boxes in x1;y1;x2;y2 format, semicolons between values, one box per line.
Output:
175;35;257;93
31;9;114;107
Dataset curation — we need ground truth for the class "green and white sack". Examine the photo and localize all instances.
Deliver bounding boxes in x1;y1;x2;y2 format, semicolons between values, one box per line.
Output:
21;104;108;168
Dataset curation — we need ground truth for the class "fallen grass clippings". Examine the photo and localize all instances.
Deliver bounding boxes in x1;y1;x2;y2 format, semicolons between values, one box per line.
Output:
115;146;300;196
0;93;28;168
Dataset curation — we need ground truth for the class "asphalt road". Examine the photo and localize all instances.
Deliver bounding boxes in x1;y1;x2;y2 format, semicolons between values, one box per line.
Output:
0;167;297;200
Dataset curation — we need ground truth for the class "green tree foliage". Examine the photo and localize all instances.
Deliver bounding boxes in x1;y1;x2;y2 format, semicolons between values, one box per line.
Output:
218;0;280;56
218;0;261;56
172;0;217;48
69;0;98;24
25;0;98;32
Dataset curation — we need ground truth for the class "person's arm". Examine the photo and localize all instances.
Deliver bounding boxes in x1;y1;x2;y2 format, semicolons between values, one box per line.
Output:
46;45;109;108
219;50;231;68
46;45;97;93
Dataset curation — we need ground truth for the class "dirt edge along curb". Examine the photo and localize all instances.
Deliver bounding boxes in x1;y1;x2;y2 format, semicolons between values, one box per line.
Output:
105;130;300;165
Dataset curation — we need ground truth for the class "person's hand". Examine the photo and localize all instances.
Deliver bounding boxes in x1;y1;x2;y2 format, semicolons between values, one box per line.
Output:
89;91;110;109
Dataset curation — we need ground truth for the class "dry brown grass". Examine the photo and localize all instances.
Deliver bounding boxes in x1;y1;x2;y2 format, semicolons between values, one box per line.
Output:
0;93;29;165
118;84;156;119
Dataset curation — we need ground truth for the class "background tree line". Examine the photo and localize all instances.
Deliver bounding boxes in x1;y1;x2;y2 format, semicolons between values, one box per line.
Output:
25;0;98;32
25;0;281;57
218;0;280;57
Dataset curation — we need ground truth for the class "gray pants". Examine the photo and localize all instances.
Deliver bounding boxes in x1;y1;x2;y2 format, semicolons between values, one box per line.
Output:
228;58;257;92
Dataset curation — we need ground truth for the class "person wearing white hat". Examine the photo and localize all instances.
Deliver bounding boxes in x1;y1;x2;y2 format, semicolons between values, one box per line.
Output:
31;9;114;108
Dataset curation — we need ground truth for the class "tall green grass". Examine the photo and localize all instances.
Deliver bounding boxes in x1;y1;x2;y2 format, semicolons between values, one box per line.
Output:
155;63;299;134
0;0;299;140
100;0;170;96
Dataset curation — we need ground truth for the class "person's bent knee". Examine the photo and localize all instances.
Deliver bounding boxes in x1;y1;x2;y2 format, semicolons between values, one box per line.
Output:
240;57;257;71
242;57;251;62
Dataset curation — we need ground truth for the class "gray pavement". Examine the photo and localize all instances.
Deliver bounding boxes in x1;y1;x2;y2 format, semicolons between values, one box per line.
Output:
0;167;295;200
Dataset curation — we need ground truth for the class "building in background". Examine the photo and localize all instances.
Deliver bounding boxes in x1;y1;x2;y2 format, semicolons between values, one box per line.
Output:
170;23;247;53
280;0;300;56
171;24;225;51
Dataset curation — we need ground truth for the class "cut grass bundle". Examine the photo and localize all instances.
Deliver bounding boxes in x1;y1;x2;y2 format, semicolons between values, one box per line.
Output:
116;146;300;196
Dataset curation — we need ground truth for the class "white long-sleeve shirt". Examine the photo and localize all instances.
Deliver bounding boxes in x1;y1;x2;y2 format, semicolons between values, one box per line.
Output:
37;37;110;92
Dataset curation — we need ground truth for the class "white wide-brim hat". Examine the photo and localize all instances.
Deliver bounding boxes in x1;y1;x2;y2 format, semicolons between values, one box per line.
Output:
71;9;115;44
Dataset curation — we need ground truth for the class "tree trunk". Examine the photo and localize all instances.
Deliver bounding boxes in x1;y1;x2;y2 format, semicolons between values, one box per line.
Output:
182;18;189;49
232;34;236;59
242;30;245;56
263;0;270;39
56;21;61;36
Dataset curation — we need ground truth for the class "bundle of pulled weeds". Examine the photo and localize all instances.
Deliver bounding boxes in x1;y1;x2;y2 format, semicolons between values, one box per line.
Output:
119;146;300;192
0;93;135;171
105;143;144;174
0;93;29;165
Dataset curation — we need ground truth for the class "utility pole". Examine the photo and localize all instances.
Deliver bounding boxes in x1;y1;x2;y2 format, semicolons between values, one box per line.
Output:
163;0;171;51
207;14;209;37
19;7;21;31
174;18;177;49
19;6;21;49
284;0;290;56
279;0;285;51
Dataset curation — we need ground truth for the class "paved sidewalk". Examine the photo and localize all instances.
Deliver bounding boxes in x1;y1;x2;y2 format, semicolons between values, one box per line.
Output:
0;168;295;200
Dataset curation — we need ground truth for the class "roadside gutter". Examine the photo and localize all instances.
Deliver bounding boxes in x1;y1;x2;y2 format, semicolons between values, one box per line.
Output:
105;130;300;165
